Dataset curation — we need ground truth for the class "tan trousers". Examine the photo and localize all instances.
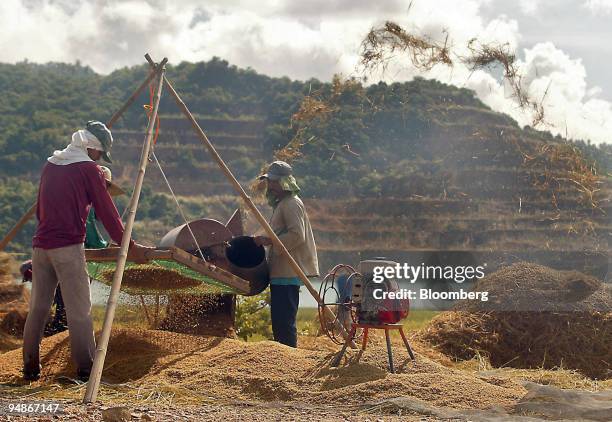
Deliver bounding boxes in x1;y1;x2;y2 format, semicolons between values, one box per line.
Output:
23;244;95;372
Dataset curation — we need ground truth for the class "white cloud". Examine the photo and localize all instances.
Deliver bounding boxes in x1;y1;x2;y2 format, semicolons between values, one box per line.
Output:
0;0;92;63
414;39;612;144
520;43;608;139
102;1;156;31
583;0;612;14
519;0;540;15
0;0;610;144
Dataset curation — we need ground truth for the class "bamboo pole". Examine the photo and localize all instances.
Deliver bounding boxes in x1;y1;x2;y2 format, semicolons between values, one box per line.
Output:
83;62;166;403
144;55;353;344
0;203;36;251
139;295;152;327
0;58;168;253
154;294;160;327
106;58;168;128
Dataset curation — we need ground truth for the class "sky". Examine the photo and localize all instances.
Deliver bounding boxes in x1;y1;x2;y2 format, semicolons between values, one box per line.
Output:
1;0;611;145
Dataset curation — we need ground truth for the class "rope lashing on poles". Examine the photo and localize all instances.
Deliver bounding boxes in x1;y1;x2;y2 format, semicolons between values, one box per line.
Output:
143;82;161;147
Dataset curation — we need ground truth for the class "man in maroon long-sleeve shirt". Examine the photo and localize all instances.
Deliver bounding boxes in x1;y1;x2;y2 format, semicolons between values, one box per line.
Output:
33;158;127;249
23;121;150;382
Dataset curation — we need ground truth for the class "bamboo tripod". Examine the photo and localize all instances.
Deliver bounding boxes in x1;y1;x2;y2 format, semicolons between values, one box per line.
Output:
0;53;353;402
85;54;353;402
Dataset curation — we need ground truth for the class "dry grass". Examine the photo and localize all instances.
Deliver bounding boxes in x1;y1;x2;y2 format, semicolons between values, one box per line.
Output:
422;310;612;379
0;252;16;279
248;77;357;199
360;21;552;127
360;21;452;74
515;140;605;212
463;39;549;127
421;263;612;379
451;353;612;391
278;76;358;165
272;94;336;166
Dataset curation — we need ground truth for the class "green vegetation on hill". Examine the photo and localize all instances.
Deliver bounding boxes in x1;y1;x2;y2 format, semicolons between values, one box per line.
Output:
0;58;313;174
0;58;609;256
0;178;38;256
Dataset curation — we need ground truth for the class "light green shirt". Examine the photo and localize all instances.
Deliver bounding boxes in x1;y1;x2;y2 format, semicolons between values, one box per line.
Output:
268;195;319;278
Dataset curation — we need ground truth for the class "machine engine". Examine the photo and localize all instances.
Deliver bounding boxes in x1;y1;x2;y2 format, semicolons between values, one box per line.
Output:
318;258;409;344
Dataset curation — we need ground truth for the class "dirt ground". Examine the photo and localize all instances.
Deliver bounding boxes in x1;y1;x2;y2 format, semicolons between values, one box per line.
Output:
0;399;474;421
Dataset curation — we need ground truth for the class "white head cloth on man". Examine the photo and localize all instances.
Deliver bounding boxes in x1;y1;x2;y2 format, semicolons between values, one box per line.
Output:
47;130;105;165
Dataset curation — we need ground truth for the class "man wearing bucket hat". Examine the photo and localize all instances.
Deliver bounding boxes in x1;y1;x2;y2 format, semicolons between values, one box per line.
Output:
255;161;319;347
22;121;151;382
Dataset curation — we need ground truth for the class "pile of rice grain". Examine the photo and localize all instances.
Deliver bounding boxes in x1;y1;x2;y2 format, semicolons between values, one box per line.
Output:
421;262;612;379
0;328;525;410
98;266;201;291
0;254;30;352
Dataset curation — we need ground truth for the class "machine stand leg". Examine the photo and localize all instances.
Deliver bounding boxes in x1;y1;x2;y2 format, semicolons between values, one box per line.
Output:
399;327;416;362
385;329;395;373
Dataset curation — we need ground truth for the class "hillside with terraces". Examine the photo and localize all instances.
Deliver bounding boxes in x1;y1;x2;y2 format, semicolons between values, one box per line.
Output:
110;103;610;280
111;117;266;196
0;60;609;279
